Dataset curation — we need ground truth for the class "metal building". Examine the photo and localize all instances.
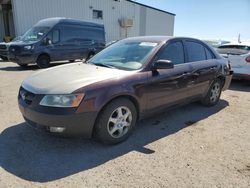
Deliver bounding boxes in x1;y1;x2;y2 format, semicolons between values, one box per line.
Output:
0;0;175;42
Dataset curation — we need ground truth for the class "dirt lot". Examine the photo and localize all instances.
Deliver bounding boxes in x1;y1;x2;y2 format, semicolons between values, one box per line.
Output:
0;60;249;188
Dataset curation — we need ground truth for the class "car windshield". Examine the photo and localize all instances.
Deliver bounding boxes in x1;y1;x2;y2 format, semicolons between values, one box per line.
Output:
20;26;50;42
88;41;159;70
217;45;250;55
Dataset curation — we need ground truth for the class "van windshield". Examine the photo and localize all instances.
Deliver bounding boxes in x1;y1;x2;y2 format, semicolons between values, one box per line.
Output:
21;26;50;42
88;41;159;70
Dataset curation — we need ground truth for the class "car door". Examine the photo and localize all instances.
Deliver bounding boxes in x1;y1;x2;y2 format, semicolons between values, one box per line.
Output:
145;40;193;112
183;40;219;97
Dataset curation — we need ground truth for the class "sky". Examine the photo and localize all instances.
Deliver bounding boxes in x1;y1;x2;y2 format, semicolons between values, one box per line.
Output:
135;0;250;41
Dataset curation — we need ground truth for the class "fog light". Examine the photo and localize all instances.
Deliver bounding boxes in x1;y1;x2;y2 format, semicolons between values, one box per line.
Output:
49;127;65;133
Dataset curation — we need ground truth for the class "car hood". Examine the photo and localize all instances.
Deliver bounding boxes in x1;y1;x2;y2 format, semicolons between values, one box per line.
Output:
22;63;133;94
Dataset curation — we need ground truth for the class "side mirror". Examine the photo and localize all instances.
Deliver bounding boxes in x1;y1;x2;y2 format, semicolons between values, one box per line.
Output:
152;59;174;70
43;38;52;45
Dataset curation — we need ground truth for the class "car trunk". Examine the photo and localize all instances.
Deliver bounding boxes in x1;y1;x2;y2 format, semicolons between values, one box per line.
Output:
217;46;250;67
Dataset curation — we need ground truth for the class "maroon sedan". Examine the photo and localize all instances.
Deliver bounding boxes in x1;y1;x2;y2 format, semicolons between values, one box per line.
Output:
18;36;233;144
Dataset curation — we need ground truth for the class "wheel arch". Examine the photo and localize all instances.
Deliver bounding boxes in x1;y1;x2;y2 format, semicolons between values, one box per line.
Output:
37;53;51;62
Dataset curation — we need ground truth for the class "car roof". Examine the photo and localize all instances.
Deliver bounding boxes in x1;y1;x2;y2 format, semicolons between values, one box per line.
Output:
122;36;203;43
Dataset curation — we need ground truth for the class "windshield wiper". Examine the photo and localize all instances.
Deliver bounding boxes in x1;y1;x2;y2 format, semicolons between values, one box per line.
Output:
91;63;116;69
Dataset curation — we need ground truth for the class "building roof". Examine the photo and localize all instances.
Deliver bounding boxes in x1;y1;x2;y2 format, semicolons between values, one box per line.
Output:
126;0;175;16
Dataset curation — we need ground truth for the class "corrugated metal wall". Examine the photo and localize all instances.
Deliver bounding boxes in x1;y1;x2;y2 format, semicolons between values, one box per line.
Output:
0;10;4;41
11;0;175;42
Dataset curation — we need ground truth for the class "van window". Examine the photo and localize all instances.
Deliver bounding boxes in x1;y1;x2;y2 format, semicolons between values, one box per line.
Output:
186;41;206;62
46;29;60;44
52;29;60;43
61;25;104;43
157;42;185;65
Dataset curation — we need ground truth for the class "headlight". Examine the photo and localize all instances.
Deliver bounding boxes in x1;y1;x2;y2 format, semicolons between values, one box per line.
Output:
39;94;84;108
24;45;34;50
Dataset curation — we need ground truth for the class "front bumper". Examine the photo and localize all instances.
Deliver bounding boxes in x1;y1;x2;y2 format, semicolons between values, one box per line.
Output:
233;73;250;81
9;53;36;65
222;70;233;91
18;91;98;138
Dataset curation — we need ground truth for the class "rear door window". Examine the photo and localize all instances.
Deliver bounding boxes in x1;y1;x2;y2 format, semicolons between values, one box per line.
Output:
185;41;206;62
157;41;185;65
205;47;215;59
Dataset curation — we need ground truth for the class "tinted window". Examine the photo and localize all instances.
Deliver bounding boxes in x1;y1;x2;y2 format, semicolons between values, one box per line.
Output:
186;41;206;62
205;47;214;59
158;42;185;64
61;25;104;43
218;45;250;50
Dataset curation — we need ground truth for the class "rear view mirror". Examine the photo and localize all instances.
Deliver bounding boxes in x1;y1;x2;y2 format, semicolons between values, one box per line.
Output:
152;59;174;70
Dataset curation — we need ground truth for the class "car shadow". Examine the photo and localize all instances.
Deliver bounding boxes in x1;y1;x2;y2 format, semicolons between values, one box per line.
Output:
0;61;82;71
0;100;229;183
229;80;250;92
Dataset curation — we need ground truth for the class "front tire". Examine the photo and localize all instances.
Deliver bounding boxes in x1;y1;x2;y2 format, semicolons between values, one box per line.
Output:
0;56;8;61
36;55;50;68
202;79;222;106
94;98;137;144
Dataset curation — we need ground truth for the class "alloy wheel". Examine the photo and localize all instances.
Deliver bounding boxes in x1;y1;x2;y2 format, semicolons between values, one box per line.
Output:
210;82;221;103
107;106;132;138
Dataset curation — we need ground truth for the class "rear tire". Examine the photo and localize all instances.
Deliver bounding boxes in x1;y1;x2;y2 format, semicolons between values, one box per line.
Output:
69;60;75;63
94;98;137;144
201;79;222;107
36;55;50;69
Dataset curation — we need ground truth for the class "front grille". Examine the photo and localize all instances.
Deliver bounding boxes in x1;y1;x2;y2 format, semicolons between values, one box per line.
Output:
0;44;7;50
19;87;36;105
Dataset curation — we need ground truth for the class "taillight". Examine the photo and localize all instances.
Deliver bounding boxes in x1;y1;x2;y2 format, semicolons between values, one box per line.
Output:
246;55;250;63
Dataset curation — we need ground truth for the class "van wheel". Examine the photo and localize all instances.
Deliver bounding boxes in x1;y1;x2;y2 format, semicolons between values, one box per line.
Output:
0;56;8;61
69;60;75;63
201;79;222;107
94;98;137;144
37;55;50;68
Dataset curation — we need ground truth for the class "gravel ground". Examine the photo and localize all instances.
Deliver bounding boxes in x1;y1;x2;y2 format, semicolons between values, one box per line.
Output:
0;60;250;188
